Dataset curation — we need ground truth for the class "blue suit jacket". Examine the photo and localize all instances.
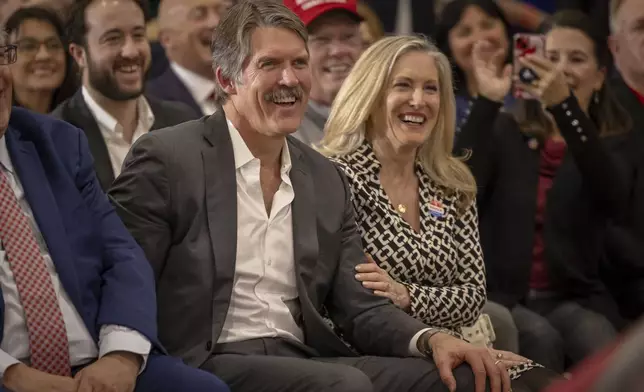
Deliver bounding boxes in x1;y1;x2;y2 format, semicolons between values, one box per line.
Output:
0;107;161;351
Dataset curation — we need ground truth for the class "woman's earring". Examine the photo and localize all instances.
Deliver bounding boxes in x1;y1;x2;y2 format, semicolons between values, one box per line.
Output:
593;90;600;104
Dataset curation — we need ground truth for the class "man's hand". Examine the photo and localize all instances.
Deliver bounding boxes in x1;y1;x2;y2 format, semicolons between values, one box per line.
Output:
426;332;512;392
2;363;77;392
74;352;141;392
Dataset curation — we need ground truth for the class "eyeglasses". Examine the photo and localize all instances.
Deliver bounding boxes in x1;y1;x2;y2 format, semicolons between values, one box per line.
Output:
0;45;17;65
16;38;64;56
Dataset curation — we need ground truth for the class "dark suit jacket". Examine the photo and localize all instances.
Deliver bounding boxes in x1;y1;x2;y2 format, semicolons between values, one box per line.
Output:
146;67;203;118
51;89;197;192
108;111;429;368
454;96;629;327
602;76;644;319
1;107;161;349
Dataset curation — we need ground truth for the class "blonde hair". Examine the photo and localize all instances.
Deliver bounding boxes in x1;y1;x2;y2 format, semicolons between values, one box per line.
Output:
317;35;476;210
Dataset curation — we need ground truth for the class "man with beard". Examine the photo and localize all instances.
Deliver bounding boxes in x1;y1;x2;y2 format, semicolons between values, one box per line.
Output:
283;0;363;146
52;0;194;192
146;0;233;118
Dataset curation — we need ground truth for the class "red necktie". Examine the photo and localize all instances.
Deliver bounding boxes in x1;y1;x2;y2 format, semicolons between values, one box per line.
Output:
0;170;71;375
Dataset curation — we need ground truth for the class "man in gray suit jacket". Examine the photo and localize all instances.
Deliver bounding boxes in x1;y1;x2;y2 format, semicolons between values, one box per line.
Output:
109;1;512;391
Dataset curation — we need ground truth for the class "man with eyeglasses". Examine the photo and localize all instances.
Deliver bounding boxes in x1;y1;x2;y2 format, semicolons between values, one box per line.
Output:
0;30;229;392
52;0;195;192
284;0;364;146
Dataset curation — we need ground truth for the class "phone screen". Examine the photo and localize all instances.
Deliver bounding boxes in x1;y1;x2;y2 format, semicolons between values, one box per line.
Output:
513;33;546;99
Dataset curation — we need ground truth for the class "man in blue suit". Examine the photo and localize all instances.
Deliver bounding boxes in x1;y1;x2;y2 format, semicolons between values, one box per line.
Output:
0;32;229;392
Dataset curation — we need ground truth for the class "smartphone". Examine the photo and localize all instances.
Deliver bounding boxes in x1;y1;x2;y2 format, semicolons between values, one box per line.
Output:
513;33;546;99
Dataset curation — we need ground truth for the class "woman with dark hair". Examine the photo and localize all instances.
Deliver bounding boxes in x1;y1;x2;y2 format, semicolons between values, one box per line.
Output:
455;9;632;370
5;6;76;113
435;0;513;133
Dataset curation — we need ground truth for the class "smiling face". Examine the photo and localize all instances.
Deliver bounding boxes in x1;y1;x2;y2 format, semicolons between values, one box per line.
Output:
223;26;311;137
546;27;605;111
307;11;362;106
379;50;441;150
447;5;509;74
10;18;65;93
72;0;150;101
159;0;233;77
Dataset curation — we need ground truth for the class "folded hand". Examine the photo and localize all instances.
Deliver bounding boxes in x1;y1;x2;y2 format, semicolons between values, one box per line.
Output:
74;352;141;392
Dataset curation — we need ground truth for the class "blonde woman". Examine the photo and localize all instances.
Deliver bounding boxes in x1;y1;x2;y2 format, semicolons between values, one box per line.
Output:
318;35;559;390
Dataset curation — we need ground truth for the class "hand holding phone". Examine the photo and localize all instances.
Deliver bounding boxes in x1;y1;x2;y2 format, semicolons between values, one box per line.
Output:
512;33;545;99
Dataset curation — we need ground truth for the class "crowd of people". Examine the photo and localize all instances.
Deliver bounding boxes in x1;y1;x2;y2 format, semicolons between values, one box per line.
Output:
0;0;643;391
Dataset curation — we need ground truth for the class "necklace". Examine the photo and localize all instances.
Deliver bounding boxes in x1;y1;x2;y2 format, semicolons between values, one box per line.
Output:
397;204;407;214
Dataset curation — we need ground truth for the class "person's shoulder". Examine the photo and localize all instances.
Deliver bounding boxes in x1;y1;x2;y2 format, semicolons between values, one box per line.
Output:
286;136;348;180
146;94;200;123
10;107;81;142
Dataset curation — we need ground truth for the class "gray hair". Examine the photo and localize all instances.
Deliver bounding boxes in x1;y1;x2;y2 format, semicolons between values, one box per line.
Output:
210;0;307;105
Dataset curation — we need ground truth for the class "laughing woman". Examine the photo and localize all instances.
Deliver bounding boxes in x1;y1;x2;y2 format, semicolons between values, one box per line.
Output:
317;35;560;391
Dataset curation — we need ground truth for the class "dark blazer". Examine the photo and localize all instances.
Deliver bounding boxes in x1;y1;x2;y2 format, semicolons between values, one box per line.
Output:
51;89;197;192
602;75;644;319
1;107;161;349
146;67;203;118
455;95;629;327
108;111;429;368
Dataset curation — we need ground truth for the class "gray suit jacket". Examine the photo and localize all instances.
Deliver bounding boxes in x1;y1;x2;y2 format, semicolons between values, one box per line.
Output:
108;110;428;368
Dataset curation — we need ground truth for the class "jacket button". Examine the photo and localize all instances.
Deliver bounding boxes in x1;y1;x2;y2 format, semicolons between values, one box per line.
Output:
206;340;212;351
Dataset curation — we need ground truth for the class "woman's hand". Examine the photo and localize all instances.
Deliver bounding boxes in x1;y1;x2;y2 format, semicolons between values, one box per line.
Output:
355;255;411;311
514;54;571;107
488;348;532;369
472;40;512;103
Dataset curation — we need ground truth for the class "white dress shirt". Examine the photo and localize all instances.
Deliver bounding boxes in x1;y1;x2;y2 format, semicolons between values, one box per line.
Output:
0;136;150;377
170;62;217;116
218;122;430;355
218;121;303;344
82;87;155;178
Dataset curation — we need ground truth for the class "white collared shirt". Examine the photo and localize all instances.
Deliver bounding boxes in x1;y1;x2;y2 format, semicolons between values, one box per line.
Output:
0;136;150;376
217;121;304;344
81;87;155;178
170;62;217;116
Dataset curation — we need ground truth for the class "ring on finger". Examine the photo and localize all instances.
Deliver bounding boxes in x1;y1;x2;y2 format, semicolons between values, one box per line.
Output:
496;353;503;359
494;360;502;365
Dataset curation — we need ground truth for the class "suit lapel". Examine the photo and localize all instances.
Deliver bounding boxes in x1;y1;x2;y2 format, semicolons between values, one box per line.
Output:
288;140;319;299
5;129;83;313
165;69;203;117
65;91;114;190
201;112;237;328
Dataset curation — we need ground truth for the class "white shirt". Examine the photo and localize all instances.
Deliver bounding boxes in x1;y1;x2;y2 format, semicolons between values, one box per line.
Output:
217;121;304;344
170;62;217;116
0;136;150;376
82;87;155;178
218;122;429;355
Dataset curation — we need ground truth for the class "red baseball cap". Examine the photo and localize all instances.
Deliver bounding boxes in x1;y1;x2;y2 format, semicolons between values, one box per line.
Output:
284;0;362;27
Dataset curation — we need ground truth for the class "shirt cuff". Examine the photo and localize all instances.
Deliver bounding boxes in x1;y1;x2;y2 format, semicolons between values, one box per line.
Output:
409;328;433;356
0;350;21;378
99;325;151;374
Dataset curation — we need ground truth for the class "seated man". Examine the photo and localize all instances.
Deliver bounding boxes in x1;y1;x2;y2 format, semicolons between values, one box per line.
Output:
0;31;228;392
109;1;518;391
